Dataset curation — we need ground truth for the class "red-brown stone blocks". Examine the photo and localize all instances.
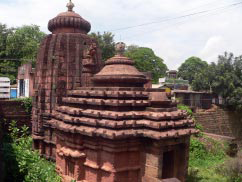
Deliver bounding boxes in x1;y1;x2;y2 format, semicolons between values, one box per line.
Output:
32;3;195;181
32;32;102;159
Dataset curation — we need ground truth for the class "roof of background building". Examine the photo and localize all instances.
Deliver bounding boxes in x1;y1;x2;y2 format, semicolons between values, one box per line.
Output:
0;77;10;81
173;90;211;94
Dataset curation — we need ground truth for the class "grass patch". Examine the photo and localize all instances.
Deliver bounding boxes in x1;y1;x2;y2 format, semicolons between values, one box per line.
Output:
187;135;241;182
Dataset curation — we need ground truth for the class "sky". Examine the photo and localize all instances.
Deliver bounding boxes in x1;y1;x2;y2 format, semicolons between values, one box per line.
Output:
0;0;242;70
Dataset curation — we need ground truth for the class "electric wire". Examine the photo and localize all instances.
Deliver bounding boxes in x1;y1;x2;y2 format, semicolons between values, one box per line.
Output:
108;1;242;32
123;3;242;40
121;2;242;41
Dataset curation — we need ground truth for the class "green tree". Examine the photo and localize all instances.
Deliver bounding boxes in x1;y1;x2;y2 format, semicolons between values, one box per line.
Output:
6;25;45;60
0;60;18;83
192;63;216;91
89;32;115;61
0;23;16;83
191;52;242;110
178;57;208;84
0;23;14;58
0;24;45;84
212;52;242;110
125;45;167;83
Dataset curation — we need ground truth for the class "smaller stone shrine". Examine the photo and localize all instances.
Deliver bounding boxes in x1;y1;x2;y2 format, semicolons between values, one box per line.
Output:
46;42;198;182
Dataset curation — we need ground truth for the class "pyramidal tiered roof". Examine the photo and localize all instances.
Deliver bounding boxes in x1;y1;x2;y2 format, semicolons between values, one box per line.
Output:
93;42;148;87
48;42;198;140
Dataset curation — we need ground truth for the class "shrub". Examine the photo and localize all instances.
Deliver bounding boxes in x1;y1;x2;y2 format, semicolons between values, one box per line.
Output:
3;121;61;182
177;104;203;133
217;151;242;182
187;136;228;181
189;136;226;165
189;137;207;159
177;104;193;116
13;97;32;114
187;167;203;182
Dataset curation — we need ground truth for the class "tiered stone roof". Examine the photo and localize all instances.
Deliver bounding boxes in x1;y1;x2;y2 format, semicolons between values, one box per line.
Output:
93;42;147;87
48;42;197;140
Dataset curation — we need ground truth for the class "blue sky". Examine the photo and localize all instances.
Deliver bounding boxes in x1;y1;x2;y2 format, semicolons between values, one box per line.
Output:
1;0;242;69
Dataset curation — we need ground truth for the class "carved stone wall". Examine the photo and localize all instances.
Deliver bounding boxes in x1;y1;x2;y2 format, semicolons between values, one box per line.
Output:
32;33;102;159
52;131;190;182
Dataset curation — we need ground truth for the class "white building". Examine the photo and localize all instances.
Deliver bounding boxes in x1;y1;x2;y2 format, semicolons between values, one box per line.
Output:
17;63;34;98
0;77;11;100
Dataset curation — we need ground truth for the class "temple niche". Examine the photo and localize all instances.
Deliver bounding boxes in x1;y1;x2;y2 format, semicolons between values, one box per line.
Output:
32;0;102;160
32;1;197;182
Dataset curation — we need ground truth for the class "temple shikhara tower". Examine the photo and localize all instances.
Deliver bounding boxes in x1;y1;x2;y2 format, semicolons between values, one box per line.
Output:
32;0;102;160
32;1;197;182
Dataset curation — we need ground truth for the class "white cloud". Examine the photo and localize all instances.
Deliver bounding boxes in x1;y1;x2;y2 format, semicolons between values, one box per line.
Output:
199;36;226;63
1;0;242;69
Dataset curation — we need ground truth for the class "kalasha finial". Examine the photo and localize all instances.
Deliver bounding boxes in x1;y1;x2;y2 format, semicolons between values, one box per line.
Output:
115;42;126;56
67;0;75;12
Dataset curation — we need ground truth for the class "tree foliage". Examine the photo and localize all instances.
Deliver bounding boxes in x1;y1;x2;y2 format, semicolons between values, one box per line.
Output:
0;24;45;83
125;45;167;83
88;33;168;83
5;25;45;60
178;57;208;84
191;52;242;110
89;31;115;61
191;63;216;91
0;23;14;58
212;53;242;110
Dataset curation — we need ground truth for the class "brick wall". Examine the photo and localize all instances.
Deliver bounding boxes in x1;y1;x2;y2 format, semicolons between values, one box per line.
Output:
0;125;3;182
0;100;31;130
194;106;242;148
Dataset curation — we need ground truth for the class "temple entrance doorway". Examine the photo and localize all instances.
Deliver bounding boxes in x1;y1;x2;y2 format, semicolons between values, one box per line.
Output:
162;150;175;179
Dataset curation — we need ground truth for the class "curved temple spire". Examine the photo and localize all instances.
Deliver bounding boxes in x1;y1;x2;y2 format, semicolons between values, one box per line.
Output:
66;0;75;12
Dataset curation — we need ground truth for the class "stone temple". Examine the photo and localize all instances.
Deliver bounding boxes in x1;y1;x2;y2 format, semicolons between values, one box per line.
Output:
32;1;197;182
32;0;103;159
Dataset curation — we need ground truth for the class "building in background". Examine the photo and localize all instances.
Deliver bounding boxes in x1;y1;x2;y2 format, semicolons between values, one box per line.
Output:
173;90;213;110
0;77;10;100
153;70;214;110
10;84;17;99
158;70;189;90
17;63;35;98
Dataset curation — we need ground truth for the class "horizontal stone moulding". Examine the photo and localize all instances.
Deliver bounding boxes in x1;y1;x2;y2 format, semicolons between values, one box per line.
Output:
67;90;149;98
55;106;187;121
51;111;193;130
62;97;150;107
48;119;198;140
